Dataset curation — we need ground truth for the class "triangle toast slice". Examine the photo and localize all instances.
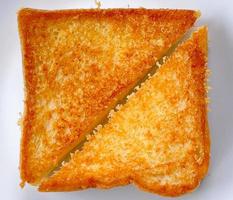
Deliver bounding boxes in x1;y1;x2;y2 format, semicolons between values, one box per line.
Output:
18;8;199;185
39;27;210;197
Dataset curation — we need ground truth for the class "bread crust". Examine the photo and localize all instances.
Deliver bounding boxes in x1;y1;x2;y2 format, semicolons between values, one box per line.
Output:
39;27;210;196
18;8;199;185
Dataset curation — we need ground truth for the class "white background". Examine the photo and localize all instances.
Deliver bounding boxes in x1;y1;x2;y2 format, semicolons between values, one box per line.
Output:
0;0;233;199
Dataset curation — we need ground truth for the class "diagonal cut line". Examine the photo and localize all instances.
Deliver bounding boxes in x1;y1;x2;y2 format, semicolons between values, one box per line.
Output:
46;26;198;179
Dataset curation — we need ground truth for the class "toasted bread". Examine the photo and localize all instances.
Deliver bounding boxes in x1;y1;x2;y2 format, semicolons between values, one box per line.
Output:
39;27;210;196
18;8;199;185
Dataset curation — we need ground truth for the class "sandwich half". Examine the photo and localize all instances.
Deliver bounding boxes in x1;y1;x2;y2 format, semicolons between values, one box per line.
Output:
39;27;210;196
18;8;199;185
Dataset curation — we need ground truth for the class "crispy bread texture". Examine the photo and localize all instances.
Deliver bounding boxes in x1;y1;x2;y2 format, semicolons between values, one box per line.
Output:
39;27;210;196
18;8;199;185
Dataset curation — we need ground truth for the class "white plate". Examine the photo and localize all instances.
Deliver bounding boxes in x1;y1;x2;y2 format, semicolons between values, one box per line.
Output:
1;0;233;199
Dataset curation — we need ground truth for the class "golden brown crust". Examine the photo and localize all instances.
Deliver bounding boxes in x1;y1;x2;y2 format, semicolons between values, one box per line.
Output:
18;8;199;185
39;27;210;196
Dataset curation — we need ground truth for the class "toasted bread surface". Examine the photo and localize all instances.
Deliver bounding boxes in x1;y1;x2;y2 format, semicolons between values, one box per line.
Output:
39;27;209;196
18;8;199;185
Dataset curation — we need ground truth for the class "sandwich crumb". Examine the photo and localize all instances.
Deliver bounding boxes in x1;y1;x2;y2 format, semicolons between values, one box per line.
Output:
115;104;122;111
86;134;92;141
108;109;115;119
156;61;162;68
19;181;25;188
162;56;167;63
135;85;140;91
94;0;101;9
95;124;103;131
